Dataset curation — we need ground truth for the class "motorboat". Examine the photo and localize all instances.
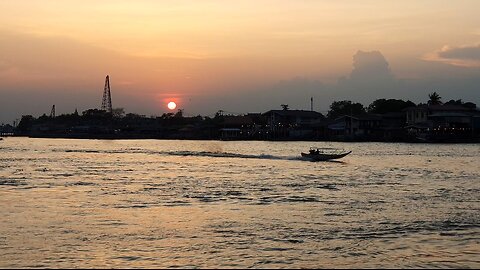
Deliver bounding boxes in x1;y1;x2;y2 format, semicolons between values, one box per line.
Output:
301;147;351;161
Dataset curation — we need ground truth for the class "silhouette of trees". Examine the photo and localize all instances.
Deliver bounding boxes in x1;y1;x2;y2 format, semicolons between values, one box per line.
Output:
367;99;415;114
444;99;477;109
112;108;125;118
327;100;366;119
215;110;224;118
16;115;35;134
174;109;184;118
462;102;477;109
10;93;478;139
444;99;463;106
82;109;111;118
428;92;442;105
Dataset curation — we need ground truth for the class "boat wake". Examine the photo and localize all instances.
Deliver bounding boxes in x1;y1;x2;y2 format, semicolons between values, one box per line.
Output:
166;151;304;161
55;148;331;162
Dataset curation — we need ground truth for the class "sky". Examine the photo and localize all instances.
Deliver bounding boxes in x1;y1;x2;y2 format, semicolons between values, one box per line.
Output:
1;0;480;124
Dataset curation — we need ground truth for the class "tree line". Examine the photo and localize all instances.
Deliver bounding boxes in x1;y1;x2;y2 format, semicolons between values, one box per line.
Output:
326;92;476;119
15;91;477;135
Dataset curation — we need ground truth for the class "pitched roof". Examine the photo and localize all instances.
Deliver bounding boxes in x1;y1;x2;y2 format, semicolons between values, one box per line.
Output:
263;110;325;118
404;104;475;112
223;115;254;125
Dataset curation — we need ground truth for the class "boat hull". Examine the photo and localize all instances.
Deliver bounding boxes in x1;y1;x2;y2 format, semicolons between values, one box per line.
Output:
301;151;351;161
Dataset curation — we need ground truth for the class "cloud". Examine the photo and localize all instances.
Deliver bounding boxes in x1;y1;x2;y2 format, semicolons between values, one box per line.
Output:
350;50;394;82
1;29;479;123
335;50;399;101
183;77;328;116
188;49;480;117
423;44;480;67
438;45;480;60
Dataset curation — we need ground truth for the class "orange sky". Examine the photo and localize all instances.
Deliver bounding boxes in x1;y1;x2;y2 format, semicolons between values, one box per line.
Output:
1;1;480;122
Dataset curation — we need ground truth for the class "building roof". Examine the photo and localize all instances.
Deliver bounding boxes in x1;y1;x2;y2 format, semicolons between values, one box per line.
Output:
327;121;346;130
404;104;476;112
405;122;433;129
220;128;241;131
333;114;382;121
223;115;254;125
263;110;325;119
381;112;406;118
428;112;472;118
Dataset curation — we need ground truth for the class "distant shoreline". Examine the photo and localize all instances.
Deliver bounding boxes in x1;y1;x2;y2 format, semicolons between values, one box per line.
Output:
5;134;480;144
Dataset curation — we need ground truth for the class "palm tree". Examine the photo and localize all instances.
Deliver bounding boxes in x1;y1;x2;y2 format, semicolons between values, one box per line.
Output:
428;92;442;105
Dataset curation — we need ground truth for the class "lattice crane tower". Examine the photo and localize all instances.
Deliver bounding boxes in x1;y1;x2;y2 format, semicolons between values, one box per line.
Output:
101;75;113;113
50;105;55;118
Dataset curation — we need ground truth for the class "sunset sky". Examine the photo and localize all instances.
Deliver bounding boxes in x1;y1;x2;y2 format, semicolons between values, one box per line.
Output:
1;0;480;123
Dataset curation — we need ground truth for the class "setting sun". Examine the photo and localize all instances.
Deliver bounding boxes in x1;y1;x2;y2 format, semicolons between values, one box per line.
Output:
167;101;177;110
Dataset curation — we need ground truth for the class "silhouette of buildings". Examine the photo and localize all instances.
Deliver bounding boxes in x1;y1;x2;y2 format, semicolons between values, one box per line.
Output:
11;100;480;143
405;104;479;142
263;110;326;140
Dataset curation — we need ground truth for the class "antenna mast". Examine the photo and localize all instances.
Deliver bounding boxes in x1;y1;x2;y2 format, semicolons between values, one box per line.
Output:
50;105;56;118
101;75;113;113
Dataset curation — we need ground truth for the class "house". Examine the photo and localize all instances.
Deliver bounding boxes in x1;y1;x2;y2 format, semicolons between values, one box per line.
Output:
220;114;263;140
404;104;480;142
0;124;15;136
380;112;407;141
405;104;475;125
327;114;382;141
262;110;326;139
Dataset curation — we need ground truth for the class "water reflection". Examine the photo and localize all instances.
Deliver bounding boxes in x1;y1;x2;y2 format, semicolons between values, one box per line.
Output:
0;138;479;268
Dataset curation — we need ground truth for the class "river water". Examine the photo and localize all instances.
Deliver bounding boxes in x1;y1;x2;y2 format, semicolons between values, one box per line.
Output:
0;138;479;268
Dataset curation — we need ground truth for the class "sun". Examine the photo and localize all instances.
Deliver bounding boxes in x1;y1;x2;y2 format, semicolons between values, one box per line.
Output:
167;101;177;110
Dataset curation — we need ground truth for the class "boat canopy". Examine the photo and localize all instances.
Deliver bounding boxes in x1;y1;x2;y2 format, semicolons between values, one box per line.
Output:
309;147;348;154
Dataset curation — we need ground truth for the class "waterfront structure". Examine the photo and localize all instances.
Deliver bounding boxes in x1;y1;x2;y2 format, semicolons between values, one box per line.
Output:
11;101;480;142
326;114;383;141
405;104;480;142
263;110;325;139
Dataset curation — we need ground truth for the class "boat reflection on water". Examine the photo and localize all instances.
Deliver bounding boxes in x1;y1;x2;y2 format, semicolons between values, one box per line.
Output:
301;147;352;161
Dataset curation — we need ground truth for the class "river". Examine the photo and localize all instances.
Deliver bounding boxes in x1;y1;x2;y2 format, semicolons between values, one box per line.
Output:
0;138;479;268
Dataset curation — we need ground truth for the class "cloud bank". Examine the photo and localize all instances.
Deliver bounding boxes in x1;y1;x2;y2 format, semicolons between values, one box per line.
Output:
424;44;480;67
1;30;480;124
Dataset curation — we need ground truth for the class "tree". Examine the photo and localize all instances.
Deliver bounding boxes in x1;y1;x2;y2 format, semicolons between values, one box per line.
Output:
444;99;463;106
215;110;224;118
462;102;477;109
327;100;366;119
428;92;442;105
444;99;477;109
367;99;415;114
16;115;35;134
281;104;289;111
160;112;174;120
174;109;184;118
112;108;125;118
37;114;50;122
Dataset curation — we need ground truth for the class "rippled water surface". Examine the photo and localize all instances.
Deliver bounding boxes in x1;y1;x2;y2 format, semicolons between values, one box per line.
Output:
0;138;479;268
